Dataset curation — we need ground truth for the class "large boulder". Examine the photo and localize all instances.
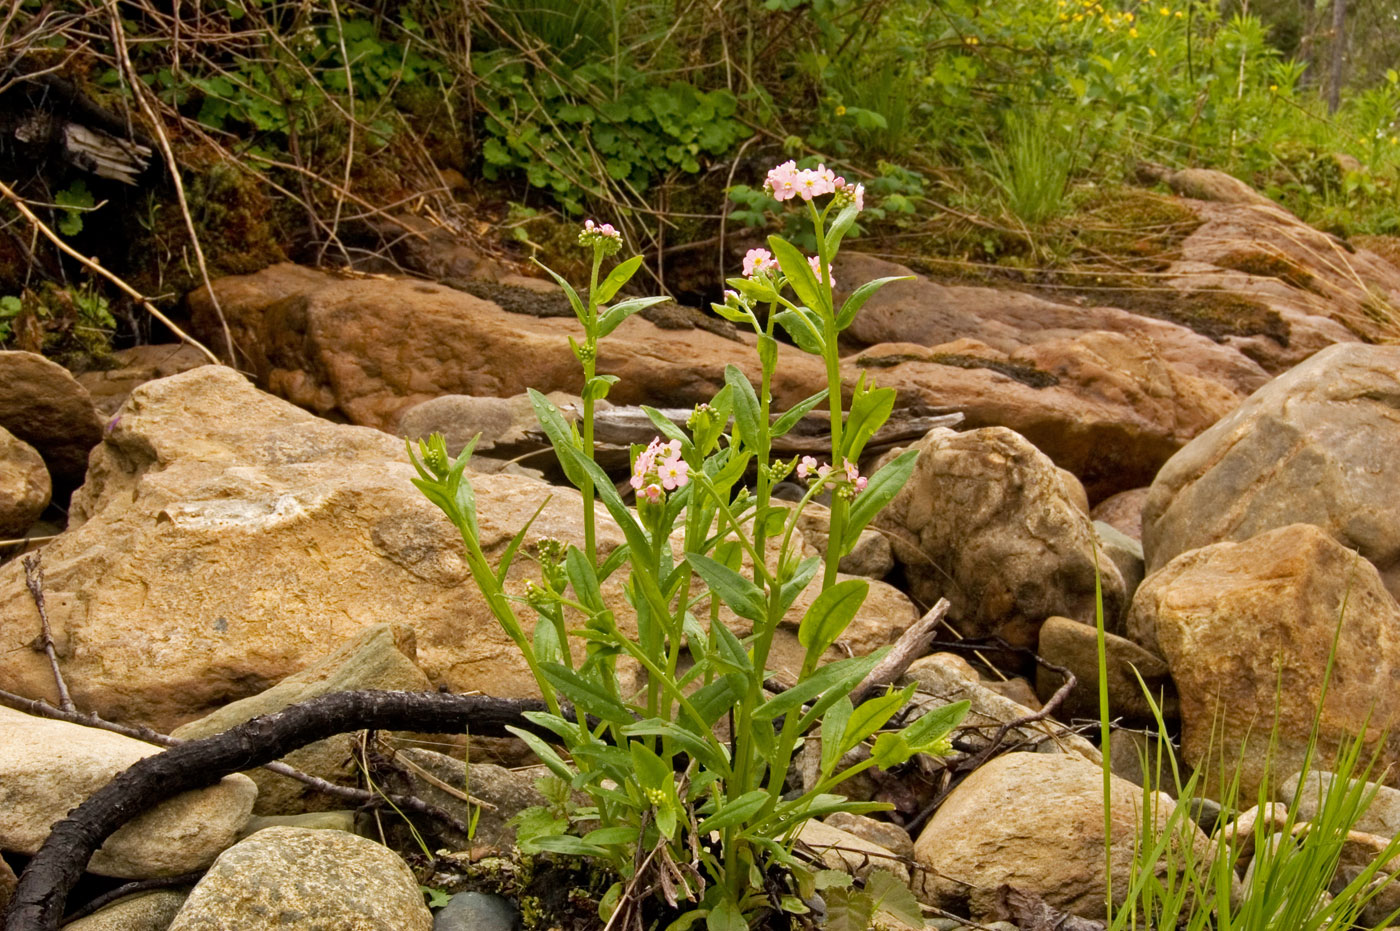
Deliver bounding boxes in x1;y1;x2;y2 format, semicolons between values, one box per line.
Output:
0;705;256;878
0;426;50;537
913;751;1207;919
0;350;102;497
1143;343;1400;601
171;624;434;814
877;426;1126;653
1127;523;1400;802
0;366;913;730
187;264;825;432
165;826;431;931
63;891;189;931
76;344;211;416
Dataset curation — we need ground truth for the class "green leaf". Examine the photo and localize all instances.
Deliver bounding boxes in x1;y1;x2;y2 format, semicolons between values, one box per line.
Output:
528;389;587;489
583;825;641;847
706;896;748;931
768;235;823;311
842;448;918;552
778;556;822;614
797;578;869;659
532;260;586;323
726;275;779;305
724;365;761;451
843;380;895;463
688;551;766;624
772;390;828;438
824;885;876;931
711;300;755;326
529;834;610;857
820;698;854;776
903;699;970;749
774;308;826;355
710;619;754;677
690;674;746;726
753;652;881;722
505;726;576;781
540;663;634;725
596;255;642;304
835;276;913;330
824;202;861;256
697;789;770;833
495;496;549;585
867;870;926;927
599;295;670;337
642;406;691;447
583;374;619;403
621;718;729;773
840;684;916;754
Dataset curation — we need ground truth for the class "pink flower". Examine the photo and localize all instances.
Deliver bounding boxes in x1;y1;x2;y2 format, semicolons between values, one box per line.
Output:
640;483;663;504
764;161;800;201
795;164;837;201
833;178;865;211
843;459;860;483
808;255;835;290
659;454;689;490
854;476;868;493
743;247;776;278
797;455;820;479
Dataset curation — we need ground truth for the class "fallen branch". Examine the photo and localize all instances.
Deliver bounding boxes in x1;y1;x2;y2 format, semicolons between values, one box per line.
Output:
60;872;204;925
4;689;552;931
21;554;73;712
850;598;949;706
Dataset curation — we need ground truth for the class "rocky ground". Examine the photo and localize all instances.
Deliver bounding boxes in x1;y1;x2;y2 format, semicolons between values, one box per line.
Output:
4;171;1400;929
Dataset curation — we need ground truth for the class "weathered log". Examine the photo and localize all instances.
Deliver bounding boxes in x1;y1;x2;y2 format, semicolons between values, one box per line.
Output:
4;689;550;931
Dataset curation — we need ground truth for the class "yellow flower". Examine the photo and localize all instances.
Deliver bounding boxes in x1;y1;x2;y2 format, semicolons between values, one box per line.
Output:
1124;11;1134;20
964;35;979;45
1175;10;1184;17
1129;26;1139;37
1391;136;1398;145
835;105;847;116
1073;12;1083;20
1269;84;1278;91
1159;5;1170;14
1149;47;1158;56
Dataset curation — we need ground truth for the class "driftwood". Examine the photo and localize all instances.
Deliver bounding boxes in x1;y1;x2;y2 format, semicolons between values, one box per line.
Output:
4;690;551;931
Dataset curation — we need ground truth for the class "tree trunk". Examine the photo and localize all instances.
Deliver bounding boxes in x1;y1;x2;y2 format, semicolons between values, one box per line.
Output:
1298;0;1318;85
1328;0;1348;112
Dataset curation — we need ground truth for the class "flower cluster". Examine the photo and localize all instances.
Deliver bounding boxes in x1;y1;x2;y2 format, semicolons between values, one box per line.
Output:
796;456;867;495
764;161;864;208
808;255;835;290
579;219;623;255
630;437;689;503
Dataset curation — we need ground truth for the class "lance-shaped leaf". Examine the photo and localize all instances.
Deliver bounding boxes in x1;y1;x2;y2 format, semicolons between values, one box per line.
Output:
595;255;643;304
823;201;861;256
797;578;869;660
768;235;824;311
533;260;586;324
724;364;761;451
772;389;828;438
835;276;913;330
599;295;670;337
688;551;767;624
774;307;826;355
839;684;916;755
841;448;918;553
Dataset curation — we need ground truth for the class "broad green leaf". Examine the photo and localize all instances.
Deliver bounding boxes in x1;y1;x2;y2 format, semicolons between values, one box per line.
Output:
726;275;779;305
505;726;576;781
797;578;869;657
794;650;890;732
697;789;770;833
768;235;823;311
621;718;728;773
583;825;640;846
840;684;916;754
642;405;691;447
824;885;876;931
824;202;861;256
540;663;633;725
724;365;761;451
711;300;756;325
778;556;822;614
835;276;912;330
774;308;826;355
565;545;605;613
688;551;766;623
902;699;970;748
583;374;619;403
842;448;918;552
753;652;882;722
711;620;754;676
691;674;746;726
843;379;895;463
528;834;609;857
599;295;670;337
867;870;926;927
532;260;586;323
631;741;673;791
595;255;643;304
820;698;854;776
771;390;829;438
528;389;586;489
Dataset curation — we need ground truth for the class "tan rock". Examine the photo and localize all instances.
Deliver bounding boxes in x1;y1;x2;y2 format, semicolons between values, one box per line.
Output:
1282;770;1400;840
64;890;189;931
0;366;910;731
1164;168;1277;207
166;826;431;931
1036;616;1174;724
0;426;50;537
172;624;434;814
0;853;14;914
1143;343;1400;602
823;811;915;859
913;751;1207;919
76;344;211;416
395;391;581;460
0;705;256;878
1128;524;1400;802
1092;487;1149;541
187;264;823;432
0;350;102;495
877;426;1126;652
797;819;908;884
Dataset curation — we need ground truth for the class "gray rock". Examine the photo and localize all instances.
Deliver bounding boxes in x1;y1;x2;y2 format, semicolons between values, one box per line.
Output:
239;810;358;838
0;426;50;537
1095;521;1145;603
1281;770;1400;839
64;890;189;931
0;705;256;878
396;391;581;461
1091;487;1149;541
166;826;431;931
823;812;915;859
1143;343;1400;602
796;819;908;883
434;891;520;931
1036;615;1174;725
791;501;894;579
0;350;102;496
0;853;14;913
877;426;1126;652
376;747;549;853
173;624;433;815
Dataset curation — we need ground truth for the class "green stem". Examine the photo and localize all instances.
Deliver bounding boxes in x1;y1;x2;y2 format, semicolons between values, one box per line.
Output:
582;250;602;566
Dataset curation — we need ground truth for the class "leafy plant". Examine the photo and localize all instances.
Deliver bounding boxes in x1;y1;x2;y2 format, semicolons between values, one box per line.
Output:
984;108;1076;226
54;181;96;237
0;295;21;343
410;170;967;931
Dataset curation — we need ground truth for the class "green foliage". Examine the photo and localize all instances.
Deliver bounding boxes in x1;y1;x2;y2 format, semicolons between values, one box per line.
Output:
411;178;967;930
0;296;20;343
54;180;96;237
984;108;1077;226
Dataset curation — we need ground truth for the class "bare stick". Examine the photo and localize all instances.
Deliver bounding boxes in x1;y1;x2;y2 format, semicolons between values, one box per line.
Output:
850;598;949;706
0;179;221;365
21;555;73;713
61;872;204;924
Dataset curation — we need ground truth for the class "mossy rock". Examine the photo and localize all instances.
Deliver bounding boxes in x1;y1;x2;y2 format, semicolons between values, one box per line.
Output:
857;351;1059;388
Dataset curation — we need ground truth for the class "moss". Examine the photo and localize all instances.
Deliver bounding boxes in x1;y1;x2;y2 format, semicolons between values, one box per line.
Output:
1215;248;1319;293
1066;187;1203;269
857;351;1060;388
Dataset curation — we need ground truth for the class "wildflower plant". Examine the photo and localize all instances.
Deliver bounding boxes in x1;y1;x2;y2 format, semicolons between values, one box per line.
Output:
409;166;967;931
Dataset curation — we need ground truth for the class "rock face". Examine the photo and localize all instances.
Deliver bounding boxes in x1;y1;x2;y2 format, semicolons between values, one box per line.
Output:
0;426;50;536
76;344;211;416
1092;487;1150;541
0;705;256;878
63;890;189;931
1142;343;1400;601
0;350;102;496
1127;523;1400;802
396;391;579;460
172;624;434;814
1035;615;1174;725
913;751;1205;919
0;366;909;730
187;263;823;432
878;427;1126;652
165;826;432;931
